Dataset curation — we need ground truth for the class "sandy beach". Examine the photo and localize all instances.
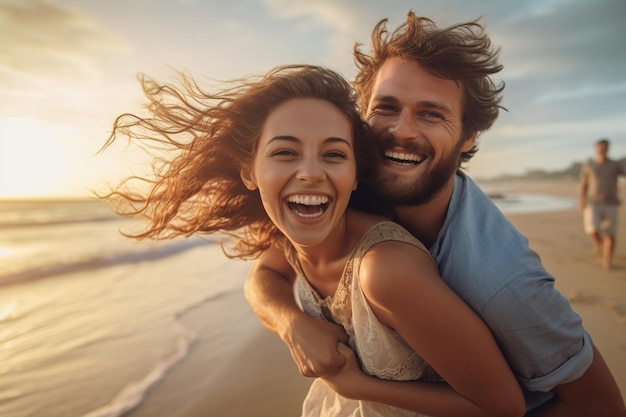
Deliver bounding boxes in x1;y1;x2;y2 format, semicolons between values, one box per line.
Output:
153;177;625;417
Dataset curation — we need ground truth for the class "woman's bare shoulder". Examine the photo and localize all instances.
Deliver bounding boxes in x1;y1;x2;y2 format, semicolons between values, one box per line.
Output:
359;240;438;301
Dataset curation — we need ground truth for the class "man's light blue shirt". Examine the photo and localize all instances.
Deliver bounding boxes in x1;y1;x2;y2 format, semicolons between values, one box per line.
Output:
430;171;593;409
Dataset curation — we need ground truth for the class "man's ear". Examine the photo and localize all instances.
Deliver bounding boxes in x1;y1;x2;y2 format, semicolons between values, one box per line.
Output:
240;167;258;190
461;131;477;153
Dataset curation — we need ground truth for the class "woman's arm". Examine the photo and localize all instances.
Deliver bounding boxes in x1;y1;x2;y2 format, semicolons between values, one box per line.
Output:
324;241;525;417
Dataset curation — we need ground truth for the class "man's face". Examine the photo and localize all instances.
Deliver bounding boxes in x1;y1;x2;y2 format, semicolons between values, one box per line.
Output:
595;142;609;160
365;58;475;205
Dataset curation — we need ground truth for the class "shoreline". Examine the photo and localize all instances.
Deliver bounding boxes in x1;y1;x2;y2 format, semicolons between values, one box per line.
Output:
126;289;311;417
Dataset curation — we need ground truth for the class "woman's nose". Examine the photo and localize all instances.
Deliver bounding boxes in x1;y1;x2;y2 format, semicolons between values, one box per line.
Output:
296;157;326;183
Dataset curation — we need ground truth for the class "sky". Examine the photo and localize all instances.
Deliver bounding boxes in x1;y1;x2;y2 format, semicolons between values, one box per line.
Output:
0;0;625;199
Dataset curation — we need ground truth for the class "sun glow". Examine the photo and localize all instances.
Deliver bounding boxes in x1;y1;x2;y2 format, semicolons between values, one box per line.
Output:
0;117;91;199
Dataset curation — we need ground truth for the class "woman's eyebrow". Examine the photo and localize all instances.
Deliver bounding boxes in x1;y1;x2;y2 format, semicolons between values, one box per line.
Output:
266;136;352;147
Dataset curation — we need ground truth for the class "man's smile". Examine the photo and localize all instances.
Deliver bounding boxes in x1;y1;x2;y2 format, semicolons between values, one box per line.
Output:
383;150;426;166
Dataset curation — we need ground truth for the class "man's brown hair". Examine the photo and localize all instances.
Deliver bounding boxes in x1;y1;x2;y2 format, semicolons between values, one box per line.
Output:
353;11;505;162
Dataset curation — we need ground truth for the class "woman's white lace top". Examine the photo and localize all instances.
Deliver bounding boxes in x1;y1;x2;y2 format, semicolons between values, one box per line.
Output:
295;222;442;417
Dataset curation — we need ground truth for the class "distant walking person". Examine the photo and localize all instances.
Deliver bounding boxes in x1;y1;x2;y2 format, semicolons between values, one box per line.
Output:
579;138;626;270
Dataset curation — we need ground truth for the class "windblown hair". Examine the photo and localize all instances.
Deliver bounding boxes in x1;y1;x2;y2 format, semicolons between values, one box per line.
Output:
100;65;373;259
353;11;505;163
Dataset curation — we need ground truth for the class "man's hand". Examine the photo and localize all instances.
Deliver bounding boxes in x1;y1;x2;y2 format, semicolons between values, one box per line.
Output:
282;313;348;377
244;249;348;378
322;343;367;398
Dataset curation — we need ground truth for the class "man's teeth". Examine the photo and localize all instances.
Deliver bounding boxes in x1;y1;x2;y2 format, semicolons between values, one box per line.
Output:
287;195;329;206
385;151;425;164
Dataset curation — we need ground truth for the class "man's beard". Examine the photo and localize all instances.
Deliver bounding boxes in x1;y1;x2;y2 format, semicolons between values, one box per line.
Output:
370;134;466;206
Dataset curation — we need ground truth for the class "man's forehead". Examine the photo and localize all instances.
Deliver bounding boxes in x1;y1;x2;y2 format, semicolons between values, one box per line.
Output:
369;59;462;110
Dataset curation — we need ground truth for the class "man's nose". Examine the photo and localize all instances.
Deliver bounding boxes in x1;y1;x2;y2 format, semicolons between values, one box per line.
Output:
388;110;417;140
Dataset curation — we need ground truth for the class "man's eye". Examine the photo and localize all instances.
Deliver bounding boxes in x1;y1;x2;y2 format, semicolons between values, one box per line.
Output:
372;104;398;113
423;111;444;120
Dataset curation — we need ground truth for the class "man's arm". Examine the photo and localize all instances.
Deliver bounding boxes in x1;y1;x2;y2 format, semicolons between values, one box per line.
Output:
244;246;348;377
527;345;626;417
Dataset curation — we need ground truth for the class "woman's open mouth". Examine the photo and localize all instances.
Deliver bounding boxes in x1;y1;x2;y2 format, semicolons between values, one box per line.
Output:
286;194;330;218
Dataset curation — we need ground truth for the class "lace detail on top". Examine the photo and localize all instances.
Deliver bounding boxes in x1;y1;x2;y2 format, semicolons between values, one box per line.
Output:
295;221;442;383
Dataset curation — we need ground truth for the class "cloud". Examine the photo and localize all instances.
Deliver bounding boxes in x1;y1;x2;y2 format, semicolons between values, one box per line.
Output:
263;0;360;32
537;82;626;103
484;0;626;152
0;0;129;82
261;0;392;76
494;0;626;82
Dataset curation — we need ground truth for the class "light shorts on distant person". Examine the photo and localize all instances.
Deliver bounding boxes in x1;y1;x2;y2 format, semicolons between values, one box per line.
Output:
583;203;619;235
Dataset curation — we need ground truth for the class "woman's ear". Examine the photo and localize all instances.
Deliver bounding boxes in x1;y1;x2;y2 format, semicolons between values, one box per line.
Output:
240;167;258;190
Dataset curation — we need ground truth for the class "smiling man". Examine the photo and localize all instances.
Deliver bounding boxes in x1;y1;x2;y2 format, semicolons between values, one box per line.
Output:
362;57;476;245
244;12;626;416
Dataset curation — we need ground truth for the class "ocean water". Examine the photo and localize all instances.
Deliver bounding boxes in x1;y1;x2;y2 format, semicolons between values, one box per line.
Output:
0;199;250;417
490;192;576;214
0;191;576;417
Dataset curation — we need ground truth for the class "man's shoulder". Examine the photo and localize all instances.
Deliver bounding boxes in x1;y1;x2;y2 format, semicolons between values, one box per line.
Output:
438;172;545;304
450;172;506;223
608;158;626;172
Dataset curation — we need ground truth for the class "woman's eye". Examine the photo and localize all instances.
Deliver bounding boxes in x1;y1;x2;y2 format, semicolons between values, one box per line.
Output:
324;151;348;159
271;149;297;158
